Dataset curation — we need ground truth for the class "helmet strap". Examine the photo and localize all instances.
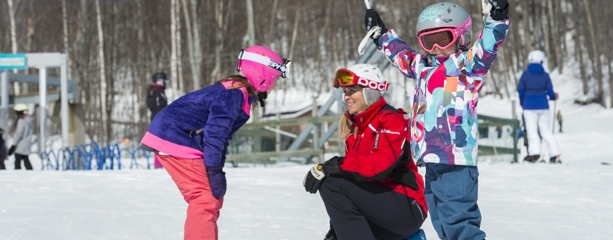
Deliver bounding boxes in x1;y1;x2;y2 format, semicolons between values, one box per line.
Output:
257;91;268;108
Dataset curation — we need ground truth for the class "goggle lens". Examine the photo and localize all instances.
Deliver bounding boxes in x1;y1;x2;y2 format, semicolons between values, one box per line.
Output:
334;71;356;87
420;30;454;51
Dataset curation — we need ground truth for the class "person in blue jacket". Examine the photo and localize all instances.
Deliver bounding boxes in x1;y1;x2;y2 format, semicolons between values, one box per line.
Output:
517;50;561;164
140;46;290;239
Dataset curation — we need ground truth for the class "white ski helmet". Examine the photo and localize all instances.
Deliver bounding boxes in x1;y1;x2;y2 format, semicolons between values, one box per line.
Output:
528;50;547;64
14;103;28;114
333;64;387;106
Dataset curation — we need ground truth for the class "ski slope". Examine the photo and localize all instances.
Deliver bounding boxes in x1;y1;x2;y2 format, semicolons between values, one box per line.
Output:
2;48;613;240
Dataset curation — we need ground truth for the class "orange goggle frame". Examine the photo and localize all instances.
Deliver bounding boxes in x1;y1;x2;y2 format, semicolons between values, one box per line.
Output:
333;69;388;91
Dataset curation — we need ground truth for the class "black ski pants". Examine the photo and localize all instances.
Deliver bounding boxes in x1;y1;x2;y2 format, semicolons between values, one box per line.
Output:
15;154;33;170
319;176;425;240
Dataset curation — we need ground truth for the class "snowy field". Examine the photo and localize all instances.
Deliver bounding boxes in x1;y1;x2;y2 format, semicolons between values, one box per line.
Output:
2;60;613;239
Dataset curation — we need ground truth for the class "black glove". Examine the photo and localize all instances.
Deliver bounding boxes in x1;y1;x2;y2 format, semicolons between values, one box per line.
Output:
8;145;16;156
364;9;388;36
320;156;344;176
303;165;326;194
483;0;509;21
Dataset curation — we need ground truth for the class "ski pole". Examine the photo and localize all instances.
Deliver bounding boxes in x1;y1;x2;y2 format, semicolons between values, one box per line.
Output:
358;0;381;54
552;100;556;134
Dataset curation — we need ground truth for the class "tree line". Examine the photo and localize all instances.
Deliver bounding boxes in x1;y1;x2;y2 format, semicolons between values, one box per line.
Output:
1;0;611;145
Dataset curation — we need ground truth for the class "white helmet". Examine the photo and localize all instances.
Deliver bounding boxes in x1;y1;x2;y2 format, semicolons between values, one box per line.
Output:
528;50;547;64
14;103;28;114
333;64;387;106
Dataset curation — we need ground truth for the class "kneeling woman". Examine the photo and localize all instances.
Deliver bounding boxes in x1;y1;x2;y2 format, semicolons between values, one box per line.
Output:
304;64;427;240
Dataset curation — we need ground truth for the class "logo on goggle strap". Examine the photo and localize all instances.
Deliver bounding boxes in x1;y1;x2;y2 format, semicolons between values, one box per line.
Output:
357;78;388;91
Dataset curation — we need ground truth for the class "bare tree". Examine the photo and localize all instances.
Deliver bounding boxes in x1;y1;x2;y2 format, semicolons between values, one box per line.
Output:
95;0;107;143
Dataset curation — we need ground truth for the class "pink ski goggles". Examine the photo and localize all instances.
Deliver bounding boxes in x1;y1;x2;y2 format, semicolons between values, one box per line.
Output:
418;28;458;52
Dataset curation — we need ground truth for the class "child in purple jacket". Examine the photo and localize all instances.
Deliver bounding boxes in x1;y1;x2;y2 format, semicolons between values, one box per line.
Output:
140;46;290;240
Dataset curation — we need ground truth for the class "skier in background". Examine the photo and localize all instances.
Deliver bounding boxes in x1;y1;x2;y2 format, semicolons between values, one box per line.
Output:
11;104;33;170
517;50;561;164
303;64;427;240
140;46;290;240
364;0;510;239
147;72;168;169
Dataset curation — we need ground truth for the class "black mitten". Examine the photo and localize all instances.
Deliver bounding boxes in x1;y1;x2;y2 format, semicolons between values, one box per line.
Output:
364;9;388;35
487;0;509;21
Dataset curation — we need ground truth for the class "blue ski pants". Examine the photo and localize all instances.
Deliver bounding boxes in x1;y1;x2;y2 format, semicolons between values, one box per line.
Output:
424;163;486;240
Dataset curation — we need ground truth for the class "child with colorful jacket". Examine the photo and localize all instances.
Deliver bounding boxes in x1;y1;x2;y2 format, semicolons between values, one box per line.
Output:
304;64;427;240
140;46;290;240
364;1;510;239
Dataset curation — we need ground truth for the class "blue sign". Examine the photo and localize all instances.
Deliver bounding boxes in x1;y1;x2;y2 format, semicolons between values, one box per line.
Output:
0;54;27;70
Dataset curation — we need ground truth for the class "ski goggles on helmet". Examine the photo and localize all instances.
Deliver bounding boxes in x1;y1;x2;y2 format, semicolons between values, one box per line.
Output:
237;49;292;78
418;28;458;52
333;69;388;91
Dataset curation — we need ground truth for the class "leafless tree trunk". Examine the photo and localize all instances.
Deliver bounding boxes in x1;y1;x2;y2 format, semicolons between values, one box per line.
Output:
61;0;70;79
523;0;532;56
211;0;234;83
181;0;202;90
95;0;107;143
547;0;563;73
7;0;19;88
170;0;178;99
583;0;604;107
176;2;185;95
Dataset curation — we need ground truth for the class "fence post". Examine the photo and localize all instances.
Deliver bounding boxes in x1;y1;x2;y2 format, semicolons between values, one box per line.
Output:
275;113;281;162
312;96;320;164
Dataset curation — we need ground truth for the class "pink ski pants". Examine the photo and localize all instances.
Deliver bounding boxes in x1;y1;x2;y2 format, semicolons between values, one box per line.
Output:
157;153;224;240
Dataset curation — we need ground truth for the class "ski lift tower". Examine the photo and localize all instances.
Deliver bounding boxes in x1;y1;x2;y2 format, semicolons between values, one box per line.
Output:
1;53;72;155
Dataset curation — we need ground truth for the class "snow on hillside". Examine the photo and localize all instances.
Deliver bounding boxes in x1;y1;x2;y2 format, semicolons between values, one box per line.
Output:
2;36;613;240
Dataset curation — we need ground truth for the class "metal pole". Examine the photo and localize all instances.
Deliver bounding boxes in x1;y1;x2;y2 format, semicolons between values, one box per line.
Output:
312;96;319;164
1;71;8;143
39;67;47;155
60;55;69;148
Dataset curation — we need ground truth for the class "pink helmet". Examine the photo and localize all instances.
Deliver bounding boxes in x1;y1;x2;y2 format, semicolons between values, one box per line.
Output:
237;46;291;92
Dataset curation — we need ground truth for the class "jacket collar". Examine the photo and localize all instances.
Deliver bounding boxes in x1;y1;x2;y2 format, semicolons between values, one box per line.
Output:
345;98;387;133
527;63;546;74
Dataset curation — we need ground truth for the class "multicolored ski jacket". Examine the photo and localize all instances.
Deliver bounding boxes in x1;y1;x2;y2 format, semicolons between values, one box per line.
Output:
141;81;256;168
341;99;428;215
378;15;510;166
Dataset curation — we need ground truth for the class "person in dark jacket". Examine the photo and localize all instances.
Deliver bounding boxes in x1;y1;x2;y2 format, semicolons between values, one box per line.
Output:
140;46;289;240
147;72;168;122
517;50;561;164
0;128;6;170
147;72;169;169
304;64;427;240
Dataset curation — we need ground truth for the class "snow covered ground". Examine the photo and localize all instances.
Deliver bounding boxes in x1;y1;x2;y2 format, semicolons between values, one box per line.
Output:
2;58;612;239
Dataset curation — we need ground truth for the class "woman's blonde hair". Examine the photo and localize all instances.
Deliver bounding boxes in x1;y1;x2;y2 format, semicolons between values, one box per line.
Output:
338;86;369;141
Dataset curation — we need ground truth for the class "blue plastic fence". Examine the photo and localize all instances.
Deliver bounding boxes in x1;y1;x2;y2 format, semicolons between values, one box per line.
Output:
40;142;153;171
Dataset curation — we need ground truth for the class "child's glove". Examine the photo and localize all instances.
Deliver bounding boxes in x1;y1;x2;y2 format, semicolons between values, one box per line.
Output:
364;9;388;37
482;0;509;21
206;166;227;200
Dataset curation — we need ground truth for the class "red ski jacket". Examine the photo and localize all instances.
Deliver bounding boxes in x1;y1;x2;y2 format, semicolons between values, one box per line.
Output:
341;99;427;215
